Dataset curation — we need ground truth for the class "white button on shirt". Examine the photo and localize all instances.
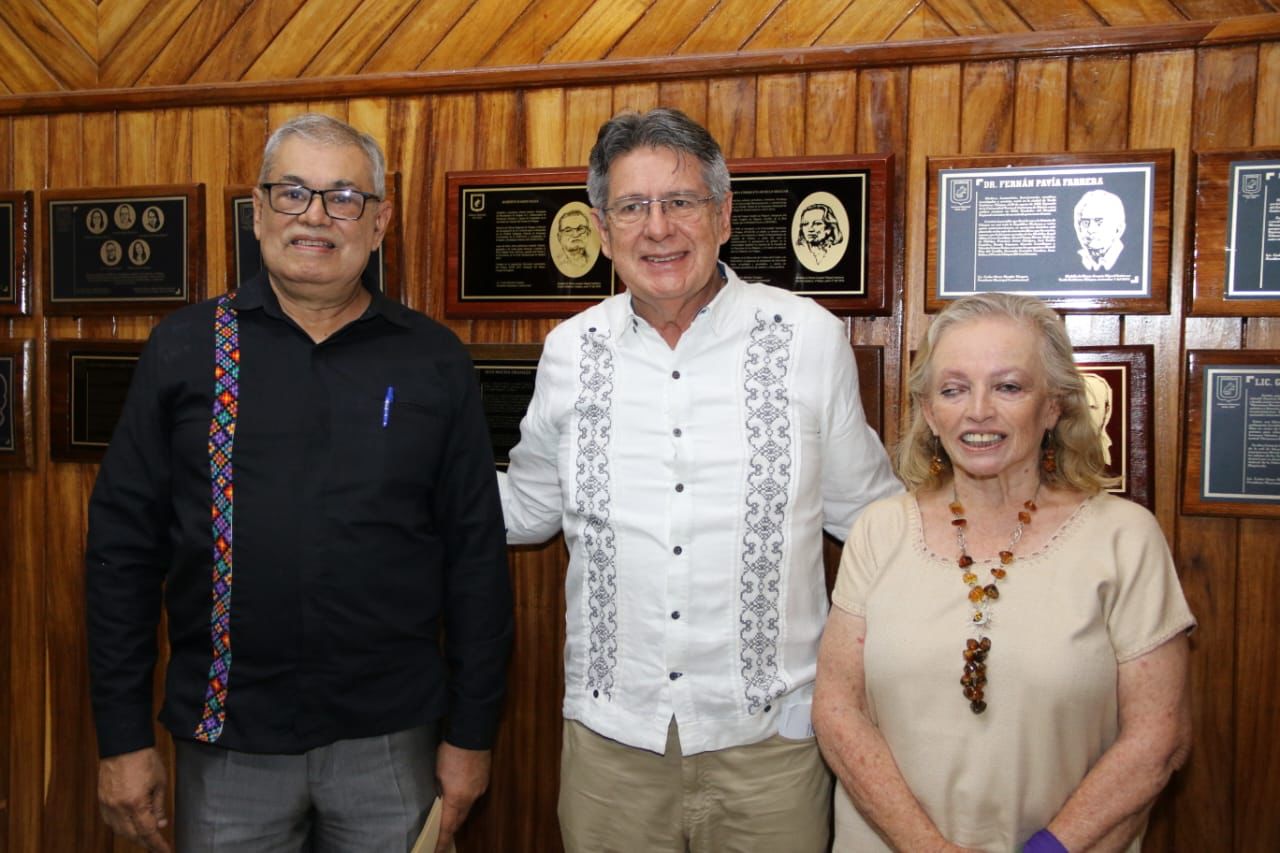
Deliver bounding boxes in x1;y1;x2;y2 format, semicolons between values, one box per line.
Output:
500;266;901;755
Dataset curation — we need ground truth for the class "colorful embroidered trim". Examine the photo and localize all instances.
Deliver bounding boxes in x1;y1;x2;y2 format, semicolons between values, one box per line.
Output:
195;295;239;742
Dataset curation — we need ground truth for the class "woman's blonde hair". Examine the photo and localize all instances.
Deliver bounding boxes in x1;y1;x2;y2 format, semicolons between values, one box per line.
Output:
897;292;1116;493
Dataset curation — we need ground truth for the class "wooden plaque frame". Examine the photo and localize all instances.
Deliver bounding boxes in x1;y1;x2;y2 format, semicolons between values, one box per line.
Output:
1188;148;1280;317
0;339;34;470
1182;349;1280;519
48;339;145;463
1072;345;1154;509
41;184;205;315
0;190;32;316
926;151;1173;314
446;154;893;318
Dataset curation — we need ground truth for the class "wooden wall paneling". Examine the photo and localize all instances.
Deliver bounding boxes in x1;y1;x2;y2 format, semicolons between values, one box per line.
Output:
425;94;478;334
927;0;1033;35
419;0;536;71
114;110;170;341
562;87;614;165
227;105;270;185
302;0;418;78
0;16;63;95
1085;0;1185;27
1063;314;1121;345
1126;46;1234;852
386;96;431;315
959;60;1015;152
362;0;470;74
706;78;758;159
803;70;857;157
654;81;707;125
483;0;598;67
3;109;49;853
191;107;231;300
902;63;962;352
97;0;157;59
1015;0;1107;30
853;67;908;450
1067;55;1130;151
0;4;95;91
41;0;96;63
1012;58;1069;151
1181;0;1279;18
886;3;958;41
754;74;806;157
189;0;305;84
1193;46;1259;147
746;0;861;50
98;0;203;88
135;1;251;86
679;0;783;55
1256;42;1280;140
608;0;713;59
512;88;566;344
541;0;651;66
611;82;659;115
819;0;918;46
242;0;363;81
470;91;522;342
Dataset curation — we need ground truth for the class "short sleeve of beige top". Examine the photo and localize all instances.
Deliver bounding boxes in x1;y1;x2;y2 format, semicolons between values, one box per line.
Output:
829;492;1195;853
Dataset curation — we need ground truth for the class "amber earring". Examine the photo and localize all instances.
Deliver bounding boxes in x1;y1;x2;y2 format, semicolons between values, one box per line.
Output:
1041;430;1057;475
930;435;944;476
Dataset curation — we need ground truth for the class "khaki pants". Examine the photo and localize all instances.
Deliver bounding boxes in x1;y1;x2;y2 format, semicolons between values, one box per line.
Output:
558;718;832;853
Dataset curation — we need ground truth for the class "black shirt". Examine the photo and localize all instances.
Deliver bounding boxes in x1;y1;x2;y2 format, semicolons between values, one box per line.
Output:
86;272;512;757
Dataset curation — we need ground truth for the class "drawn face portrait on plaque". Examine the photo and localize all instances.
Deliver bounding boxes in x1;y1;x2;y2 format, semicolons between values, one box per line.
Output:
1081;370;1115;467
142;205;165;233
1073;190;1126;272
114;203;137;231
86;208;108;235
100;240;122;267
792;192;848;273
549;203;599;280
128;239;151;266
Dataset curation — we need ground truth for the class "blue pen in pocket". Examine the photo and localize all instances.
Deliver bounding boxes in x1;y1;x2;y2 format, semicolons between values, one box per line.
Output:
381;386;395;428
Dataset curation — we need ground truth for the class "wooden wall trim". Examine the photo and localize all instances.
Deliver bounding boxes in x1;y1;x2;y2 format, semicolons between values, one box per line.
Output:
1;13;1277;118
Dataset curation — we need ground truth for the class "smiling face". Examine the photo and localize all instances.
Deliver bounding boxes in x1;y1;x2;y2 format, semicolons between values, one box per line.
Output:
592;146;731;319
253;136;391;302
557;211;591;259
922;317;1062;483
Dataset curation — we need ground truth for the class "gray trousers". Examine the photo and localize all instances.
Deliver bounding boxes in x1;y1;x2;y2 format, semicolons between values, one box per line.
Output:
174;725;437;853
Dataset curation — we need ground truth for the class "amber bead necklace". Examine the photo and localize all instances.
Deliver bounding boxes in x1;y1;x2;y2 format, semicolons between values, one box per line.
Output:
950;483;1040;714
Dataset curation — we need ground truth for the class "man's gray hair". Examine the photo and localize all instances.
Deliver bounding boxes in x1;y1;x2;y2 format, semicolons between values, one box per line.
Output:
258;113;387;197
586;108;730;209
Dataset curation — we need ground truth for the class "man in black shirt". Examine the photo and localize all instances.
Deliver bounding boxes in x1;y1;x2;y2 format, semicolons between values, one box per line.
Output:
86;113;512;852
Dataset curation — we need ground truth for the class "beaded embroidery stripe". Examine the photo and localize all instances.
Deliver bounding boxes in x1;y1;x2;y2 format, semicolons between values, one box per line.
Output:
194;295;239;742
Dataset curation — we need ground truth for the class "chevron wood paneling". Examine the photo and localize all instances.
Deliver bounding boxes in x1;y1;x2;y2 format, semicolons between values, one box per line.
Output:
0;0;1275;94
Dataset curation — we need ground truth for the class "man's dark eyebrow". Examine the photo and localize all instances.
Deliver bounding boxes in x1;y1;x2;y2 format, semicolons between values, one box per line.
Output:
277;173;359;189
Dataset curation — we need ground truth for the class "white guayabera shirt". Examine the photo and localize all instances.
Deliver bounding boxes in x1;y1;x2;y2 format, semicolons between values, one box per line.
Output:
500;265;902;756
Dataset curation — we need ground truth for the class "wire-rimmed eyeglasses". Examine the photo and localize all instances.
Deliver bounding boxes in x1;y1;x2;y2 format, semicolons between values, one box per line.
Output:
602;193;716;227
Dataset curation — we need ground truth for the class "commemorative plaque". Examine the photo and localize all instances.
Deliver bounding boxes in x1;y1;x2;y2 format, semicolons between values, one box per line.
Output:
1072;346;1153;509
1183;350;1280;519
49;339;144;462
1189;149;1280;317
445;155;892;318
0;339;34;470
468;344;542;469
927;152;1172;313
225;173;403;301
43;185;204;315
0;191;32;316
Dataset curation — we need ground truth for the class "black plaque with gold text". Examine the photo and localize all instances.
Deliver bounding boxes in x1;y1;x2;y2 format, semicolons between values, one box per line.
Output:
49;340;144;462
43;185;204;315
0;191;32;315
469;344;541;469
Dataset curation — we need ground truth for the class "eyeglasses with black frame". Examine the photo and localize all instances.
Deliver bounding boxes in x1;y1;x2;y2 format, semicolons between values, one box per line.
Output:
260;183;381;221
602;193;716;227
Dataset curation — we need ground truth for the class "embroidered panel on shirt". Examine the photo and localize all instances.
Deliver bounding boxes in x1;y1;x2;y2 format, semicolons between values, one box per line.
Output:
575;329;618;699
739;311;794;713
